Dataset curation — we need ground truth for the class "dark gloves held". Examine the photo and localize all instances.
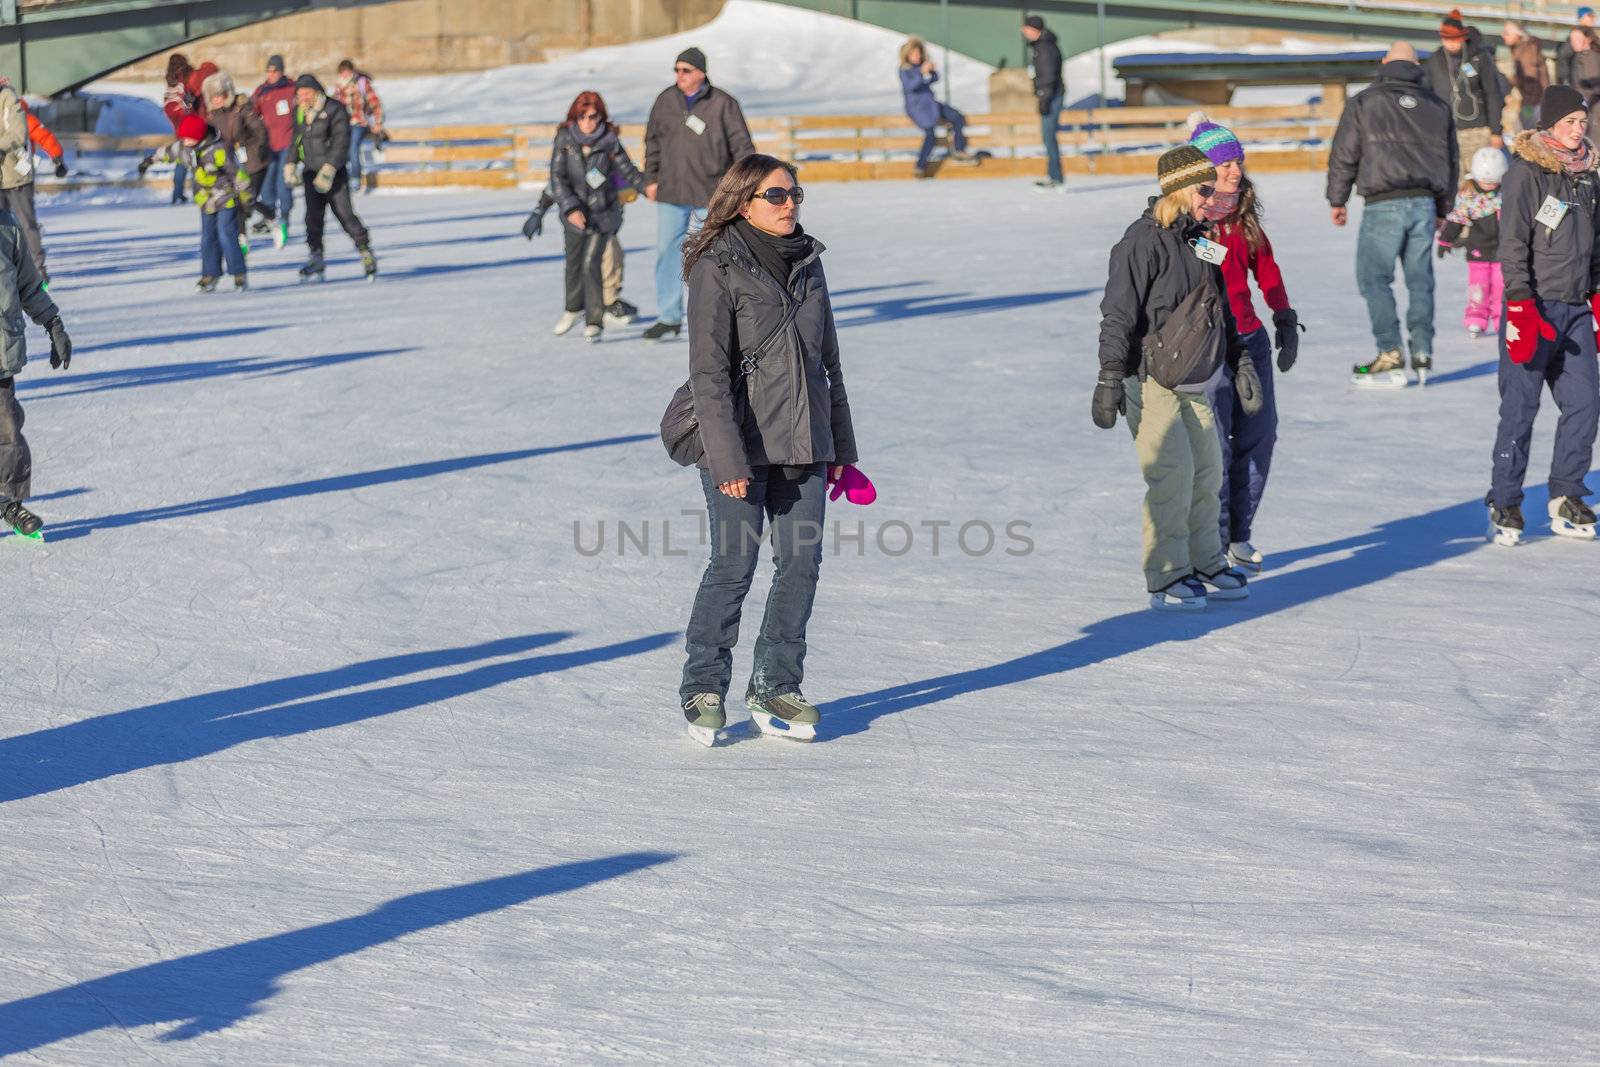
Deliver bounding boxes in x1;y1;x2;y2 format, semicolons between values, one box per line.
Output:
137;156;153;177
52;157;68;179
521;211;543;240
1272;308;1303;374
46;316;71;371
1436;241;1452;260
1234;353;1264;416
1091;373;1125;430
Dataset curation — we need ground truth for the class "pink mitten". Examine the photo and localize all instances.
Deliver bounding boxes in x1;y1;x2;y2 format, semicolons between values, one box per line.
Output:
827;464;876;505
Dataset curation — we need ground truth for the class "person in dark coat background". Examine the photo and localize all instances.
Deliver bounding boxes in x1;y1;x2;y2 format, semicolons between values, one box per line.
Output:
252;55;297;246
292;73;375;282
1424;8;1506;173
897;37;976;179
1023;15;1066;191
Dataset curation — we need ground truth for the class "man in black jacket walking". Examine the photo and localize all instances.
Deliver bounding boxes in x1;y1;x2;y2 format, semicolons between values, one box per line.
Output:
641;48;754;341
1328;43;1458;386
1023;15;1065;191
1425;8;1506;174
292;73;376;282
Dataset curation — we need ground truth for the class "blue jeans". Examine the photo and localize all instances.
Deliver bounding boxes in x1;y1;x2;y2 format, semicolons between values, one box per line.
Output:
199;204;246;278
681;465;827;703
1203;327;1278;544
916;103;968;170
347;125;367;184
654;202;707;327
1355;195;1436;355
1041;91;1064;184
172;162;187;203
1490;300;1600;508
262;145;294;224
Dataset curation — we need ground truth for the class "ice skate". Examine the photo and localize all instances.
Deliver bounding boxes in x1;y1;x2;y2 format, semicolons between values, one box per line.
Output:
250;218;271;236
1228;541;1264;573
603;300;638;327
196;276;218;293
1149;577;1207;612
947;149;980;167
1353;348;1407;388
360;246;378;282
238;234;250;258
1197;565;1250;601
298;252;325;283
1466;325;1485;339
273;220;289;249
1;500;43;541
1410;351;1433;386
747;692;820;742
584;324;602;343
641;321;681;342
1488;503;1523;546
233;274;248;292
1548;497;1597;540
553;311;580;336
1033;179;1065;194
683;693;726;748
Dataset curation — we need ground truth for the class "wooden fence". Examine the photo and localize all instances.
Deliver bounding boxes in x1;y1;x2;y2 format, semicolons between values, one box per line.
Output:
47;102;1337;193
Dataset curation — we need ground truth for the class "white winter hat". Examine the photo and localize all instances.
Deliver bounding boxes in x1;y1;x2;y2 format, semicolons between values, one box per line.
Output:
1470;147;1509;185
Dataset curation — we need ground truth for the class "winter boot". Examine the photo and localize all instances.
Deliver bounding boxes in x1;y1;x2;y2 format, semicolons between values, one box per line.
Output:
1548;496;1597;540
196;276;218;293
747;692;820;742
683;693;726;747
1;500;43;540
603;299;639;327
1353;348;1407;388
1488;502;1524;546
641;321;681;342
359;246;378;281
298;252;325;283
1150;576;1208;612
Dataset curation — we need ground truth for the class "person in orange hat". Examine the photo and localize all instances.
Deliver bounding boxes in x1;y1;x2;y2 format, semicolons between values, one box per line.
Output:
1425;8;1507;175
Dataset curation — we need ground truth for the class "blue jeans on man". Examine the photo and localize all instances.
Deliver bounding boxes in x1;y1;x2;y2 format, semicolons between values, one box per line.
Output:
1041;91;1064;184
1490;300;1600;509
1355;195;1436;356
916;104;969;171
262;145;295;226
200;204;246;278
655;202;709;327
347;124;367;186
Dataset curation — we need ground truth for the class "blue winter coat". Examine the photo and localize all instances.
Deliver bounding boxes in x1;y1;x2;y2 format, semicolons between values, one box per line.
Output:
900;66;941;130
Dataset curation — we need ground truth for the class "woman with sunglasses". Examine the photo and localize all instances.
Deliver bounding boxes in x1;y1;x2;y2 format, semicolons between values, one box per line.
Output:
548;91;648;342
678;154;858;745
1093;145;1262;611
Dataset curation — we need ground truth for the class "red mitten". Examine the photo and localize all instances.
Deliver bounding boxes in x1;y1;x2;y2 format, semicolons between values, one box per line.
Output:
1506;301;1556;365
1589;292;1600;334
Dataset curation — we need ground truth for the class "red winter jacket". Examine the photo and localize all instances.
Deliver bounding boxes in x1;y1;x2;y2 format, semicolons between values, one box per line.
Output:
1211;220;1290;336
252;74;297;152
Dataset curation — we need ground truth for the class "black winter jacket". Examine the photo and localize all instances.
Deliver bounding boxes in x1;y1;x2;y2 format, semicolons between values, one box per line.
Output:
687;226;857;486
644;83;756;209
295;93;351;175
1096;204;1243;383
547;125;647;236
1498;130;1600;303
1028;30;1065;111
1327;61;1458;217
1423;30;1506;134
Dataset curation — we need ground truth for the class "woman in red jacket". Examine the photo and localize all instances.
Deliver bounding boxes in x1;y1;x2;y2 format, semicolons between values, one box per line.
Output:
162;55;196;204
1187;114;1302;574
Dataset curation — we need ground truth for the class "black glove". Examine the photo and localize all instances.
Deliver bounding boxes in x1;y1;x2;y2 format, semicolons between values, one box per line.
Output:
52;157;67;179
521;211;543;240
1272;308;1303;374
1234;353;1263;416
137;156;153;177
1435;241;1451;259
1091;373;1125;430
46;316;71;371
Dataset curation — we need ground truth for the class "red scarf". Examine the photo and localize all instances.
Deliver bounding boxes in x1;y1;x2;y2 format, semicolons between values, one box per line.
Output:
1540;132;1593;174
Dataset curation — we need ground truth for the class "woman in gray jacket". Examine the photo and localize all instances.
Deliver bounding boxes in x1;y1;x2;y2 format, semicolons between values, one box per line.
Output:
679;153;857;745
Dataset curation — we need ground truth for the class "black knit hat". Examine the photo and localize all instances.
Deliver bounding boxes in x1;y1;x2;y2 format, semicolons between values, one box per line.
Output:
267;54;285;72
1157;144;1217;195
1024;15;1045;30
676;47;707;74
295;73;324;94
1540;84;1588;130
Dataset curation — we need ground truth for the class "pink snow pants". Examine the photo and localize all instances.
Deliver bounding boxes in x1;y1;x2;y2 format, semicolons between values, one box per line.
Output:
1466;260;1503;334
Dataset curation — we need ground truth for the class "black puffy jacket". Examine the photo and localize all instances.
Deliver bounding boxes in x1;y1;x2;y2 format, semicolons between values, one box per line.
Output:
1498;130;1600;303
295;93;351;175
547;125;646;236
1027;29;1064;111
1423;30;1507;134
1096;203;1243;382
687;226;857;486
1327;61;1458;217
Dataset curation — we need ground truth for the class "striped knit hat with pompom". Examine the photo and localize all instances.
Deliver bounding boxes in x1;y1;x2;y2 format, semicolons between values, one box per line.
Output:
1156;144;1217;196
1187;111;1245;166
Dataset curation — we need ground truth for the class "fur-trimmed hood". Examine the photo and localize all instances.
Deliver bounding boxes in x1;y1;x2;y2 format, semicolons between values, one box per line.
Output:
1511;129;1599;175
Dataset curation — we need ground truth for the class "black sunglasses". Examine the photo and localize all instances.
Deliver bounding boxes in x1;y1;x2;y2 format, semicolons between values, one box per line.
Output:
577;113;600;122
1196;184;1216;198
754;186;804;206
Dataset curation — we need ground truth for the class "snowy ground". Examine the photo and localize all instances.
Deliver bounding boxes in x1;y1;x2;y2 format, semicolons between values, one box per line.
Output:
3;173;1598;1063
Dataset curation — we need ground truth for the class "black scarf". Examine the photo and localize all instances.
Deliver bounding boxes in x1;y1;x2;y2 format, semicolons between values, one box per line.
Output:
735;220;811;287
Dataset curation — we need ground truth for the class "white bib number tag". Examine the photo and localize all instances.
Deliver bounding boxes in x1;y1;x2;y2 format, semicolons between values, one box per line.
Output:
1461;61;1477;78
276;99;290;116
585;168;606;190
1189;236;1228;265
685;114;707;136
1536;195;1570;231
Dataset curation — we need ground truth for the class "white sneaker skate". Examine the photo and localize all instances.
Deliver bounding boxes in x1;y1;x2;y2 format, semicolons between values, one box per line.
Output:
553;311;580;336
747;692;819;742
1228;541;1263;573
1353;349;1408;389
683;693;726;747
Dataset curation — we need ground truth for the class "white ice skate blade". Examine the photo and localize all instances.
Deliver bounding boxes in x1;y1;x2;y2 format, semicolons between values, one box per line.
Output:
1415;368;1429;387
1352;370;1408;389
686;723;720;748
750;710;816;742
1549;520;1597;540
1149;592;1207;612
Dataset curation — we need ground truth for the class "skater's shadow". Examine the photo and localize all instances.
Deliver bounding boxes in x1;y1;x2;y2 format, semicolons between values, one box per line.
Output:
70;324;284;355
42;433;653;541
817;492;1503;741
833;287;1099;328
1425;359;1498;387
19;348;413;401
0;851;679;1056
327;254;562;284
0;630;676;804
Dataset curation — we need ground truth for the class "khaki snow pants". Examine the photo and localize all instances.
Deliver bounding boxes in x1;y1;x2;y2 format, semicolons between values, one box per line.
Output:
602;236;623;306
1124;376;1226;592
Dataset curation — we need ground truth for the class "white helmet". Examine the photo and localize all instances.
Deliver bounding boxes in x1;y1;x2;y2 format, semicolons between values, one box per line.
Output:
1470;147;1509;186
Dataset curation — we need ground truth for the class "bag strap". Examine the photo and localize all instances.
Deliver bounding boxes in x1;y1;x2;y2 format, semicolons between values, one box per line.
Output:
740;295;802;377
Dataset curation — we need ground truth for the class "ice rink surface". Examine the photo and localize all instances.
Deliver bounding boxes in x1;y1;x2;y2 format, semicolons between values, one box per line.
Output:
3;172;1597;1063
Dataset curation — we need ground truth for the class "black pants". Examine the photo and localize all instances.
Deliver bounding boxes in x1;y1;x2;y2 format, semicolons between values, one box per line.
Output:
246;168;276;223
563;225;605;326
0;184;45;278
303;167;369;254
0;378;30;502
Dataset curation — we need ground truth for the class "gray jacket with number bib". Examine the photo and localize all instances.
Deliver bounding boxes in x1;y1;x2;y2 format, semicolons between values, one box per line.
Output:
1499;129;1600;304
643;83;756;209
687;226;857;486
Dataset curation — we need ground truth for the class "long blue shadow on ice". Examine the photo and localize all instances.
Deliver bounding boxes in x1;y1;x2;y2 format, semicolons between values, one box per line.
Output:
0;851;679;1055
833;287;1099;327
41;433;654;542
19;349;413;402
818;491;1523;741
0;630;676;804
71;324;284;355
1423;358;1497;387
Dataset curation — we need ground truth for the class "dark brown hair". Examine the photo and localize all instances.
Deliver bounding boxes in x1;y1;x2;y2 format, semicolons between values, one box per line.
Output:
1218;175;1266;251
682;154;799;280
165;54;192;87
565;91;609;127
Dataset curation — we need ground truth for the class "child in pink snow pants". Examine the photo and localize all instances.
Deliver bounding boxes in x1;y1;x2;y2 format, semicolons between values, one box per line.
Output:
1439;146;1507;337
